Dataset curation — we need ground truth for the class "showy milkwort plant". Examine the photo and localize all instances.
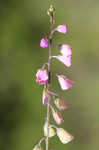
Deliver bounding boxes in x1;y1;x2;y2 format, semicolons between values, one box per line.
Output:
33;5;74;150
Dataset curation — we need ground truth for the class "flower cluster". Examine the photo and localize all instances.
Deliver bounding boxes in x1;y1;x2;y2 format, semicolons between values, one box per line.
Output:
33;5;74;150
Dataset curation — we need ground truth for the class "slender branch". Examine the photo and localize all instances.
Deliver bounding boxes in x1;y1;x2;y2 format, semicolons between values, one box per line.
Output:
46;6;54;150
38;137;46;146
42;62;49;69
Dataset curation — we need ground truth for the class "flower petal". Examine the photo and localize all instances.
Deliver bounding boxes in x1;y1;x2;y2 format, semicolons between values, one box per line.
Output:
52;55;72;67
56;25;68;34
60;44;72;57
51;107;64;125
57;75;74;90
57;128;74;144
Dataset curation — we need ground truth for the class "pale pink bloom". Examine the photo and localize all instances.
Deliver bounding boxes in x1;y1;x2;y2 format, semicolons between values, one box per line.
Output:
56;25;68;34
52;55;72;67
40;38;48;48
57;128;74;144
51;108;64;125
57;75;74;90
54;98;68;111
33;145;43;150
42;89;49;105
36;69;48;85
60;44;72;57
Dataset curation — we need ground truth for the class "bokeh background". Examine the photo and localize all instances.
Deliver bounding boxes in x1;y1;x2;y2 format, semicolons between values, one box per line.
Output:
0;0;99;150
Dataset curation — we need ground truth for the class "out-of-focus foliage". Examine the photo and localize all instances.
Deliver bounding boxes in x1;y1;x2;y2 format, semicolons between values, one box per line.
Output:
0;0;99;150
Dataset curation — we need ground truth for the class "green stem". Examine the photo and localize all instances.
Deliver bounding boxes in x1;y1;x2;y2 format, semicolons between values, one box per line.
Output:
46;11;54;150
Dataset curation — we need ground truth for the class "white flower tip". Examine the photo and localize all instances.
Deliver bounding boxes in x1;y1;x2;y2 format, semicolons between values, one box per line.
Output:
57;128;74;144
33;145;43;150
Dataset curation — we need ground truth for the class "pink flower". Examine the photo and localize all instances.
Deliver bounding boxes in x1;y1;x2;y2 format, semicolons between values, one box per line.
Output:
36;69;48;85
56;25;68;34
60;44;72;57
57;75;74;90
40;38;48;48
42;89;49;105
51;44;72;67
54;98;68;111
51;107;64;125
53;111;64;125
52;55;72;67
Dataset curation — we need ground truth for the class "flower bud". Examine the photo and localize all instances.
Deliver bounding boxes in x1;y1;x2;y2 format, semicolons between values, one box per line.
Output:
40;38;48;48
36;69;48;85
33;145;43;150
51;108;64;125
54;98;68;111
47;5;55;16
56;25;68;34
44;121;56;137
49;5;55;13
57;128;74;144
42;88;49;105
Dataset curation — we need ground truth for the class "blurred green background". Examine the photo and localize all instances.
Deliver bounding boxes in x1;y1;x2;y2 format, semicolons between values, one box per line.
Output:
0;0;99;150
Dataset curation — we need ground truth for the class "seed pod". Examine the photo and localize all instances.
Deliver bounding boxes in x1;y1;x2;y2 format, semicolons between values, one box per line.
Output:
54;98;68;111
44;121;56;137
57;128;74;144
33;145;43;150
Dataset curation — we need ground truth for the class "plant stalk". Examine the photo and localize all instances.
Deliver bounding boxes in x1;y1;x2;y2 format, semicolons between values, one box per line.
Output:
46;12;54;150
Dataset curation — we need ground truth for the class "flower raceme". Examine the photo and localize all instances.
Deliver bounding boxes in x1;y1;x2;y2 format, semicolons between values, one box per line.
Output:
57;75;74;90
34;5;74;150
36;69;48;85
